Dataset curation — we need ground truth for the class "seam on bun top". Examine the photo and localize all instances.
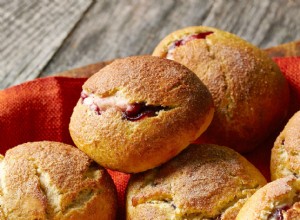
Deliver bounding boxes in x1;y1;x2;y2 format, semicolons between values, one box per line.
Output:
69;55;214;173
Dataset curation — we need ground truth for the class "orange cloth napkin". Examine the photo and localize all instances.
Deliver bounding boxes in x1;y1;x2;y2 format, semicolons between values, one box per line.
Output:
0;57;300;218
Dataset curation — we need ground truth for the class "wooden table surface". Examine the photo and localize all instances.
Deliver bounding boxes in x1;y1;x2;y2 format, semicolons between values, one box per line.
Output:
1;0;300;89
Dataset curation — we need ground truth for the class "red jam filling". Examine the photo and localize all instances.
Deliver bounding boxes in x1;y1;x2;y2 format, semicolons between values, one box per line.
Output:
170;31;213;49
81;92;169;121
122;103;169;121
80;91;88;99
268;205;290;220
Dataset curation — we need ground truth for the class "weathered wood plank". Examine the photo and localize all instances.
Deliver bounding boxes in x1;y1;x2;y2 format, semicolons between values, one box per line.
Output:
0;0;93;89
41;0;300;78
1;0;300;89
52;40;300;79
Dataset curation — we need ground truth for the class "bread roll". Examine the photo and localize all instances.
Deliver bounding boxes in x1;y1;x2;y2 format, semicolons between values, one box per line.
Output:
236;176;300;220
0;141;117;220
69;55;214;173
153;26;290;153
126;144;266;219
271;110;300;180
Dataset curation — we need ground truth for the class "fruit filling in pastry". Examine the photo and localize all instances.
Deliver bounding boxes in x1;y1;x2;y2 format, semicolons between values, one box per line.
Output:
268;196;300;220
268;205;290;220
166;31;213;59
81;90;169;121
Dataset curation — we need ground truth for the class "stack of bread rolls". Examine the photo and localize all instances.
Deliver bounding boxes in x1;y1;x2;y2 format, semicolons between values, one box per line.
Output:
1;26;296;220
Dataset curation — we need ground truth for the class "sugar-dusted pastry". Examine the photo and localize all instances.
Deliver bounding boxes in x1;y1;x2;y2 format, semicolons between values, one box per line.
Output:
271;110;300;180
153;26;290;153
0;141;117;220
69;55;214;173
236;176;300;220
126;144;266;219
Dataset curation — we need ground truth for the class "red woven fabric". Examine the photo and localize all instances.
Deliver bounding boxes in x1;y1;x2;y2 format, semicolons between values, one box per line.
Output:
0;57;299;218
274;57;300;115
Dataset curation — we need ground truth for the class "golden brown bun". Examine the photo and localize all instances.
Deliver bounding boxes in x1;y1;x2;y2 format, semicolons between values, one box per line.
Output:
126;144;266;219
0;141;117;220
69;55;214;173
236;176;300;220
271;111;300;180
153;26;290;153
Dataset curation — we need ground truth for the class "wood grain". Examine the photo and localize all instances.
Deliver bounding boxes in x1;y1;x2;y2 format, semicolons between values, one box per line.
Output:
51;40;300;79
1;0;300;89
0;0;93;89
41;0;300;77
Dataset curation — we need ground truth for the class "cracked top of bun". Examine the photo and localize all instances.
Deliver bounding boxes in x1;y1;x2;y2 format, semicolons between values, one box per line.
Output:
0;141;117;220
83;55;212;108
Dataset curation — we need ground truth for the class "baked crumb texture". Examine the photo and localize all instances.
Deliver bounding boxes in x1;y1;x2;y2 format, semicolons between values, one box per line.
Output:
236;176;300;220
126;144;266;220
153;26;290;153
271;110;300;181
0;141;117;220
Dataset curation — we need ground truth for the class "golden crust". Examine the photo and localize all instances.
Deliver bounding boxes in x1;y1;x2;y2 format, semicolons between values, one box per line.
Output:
271;111;300;180
0;141;117;220
153;26;290;153
69;55;214;173
126;144;266;219
236;176;300;220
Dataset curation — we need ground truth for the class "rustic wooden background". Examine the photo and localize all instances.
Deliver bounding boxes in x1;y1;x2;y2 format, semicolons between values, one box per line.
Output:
1;0;300;89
